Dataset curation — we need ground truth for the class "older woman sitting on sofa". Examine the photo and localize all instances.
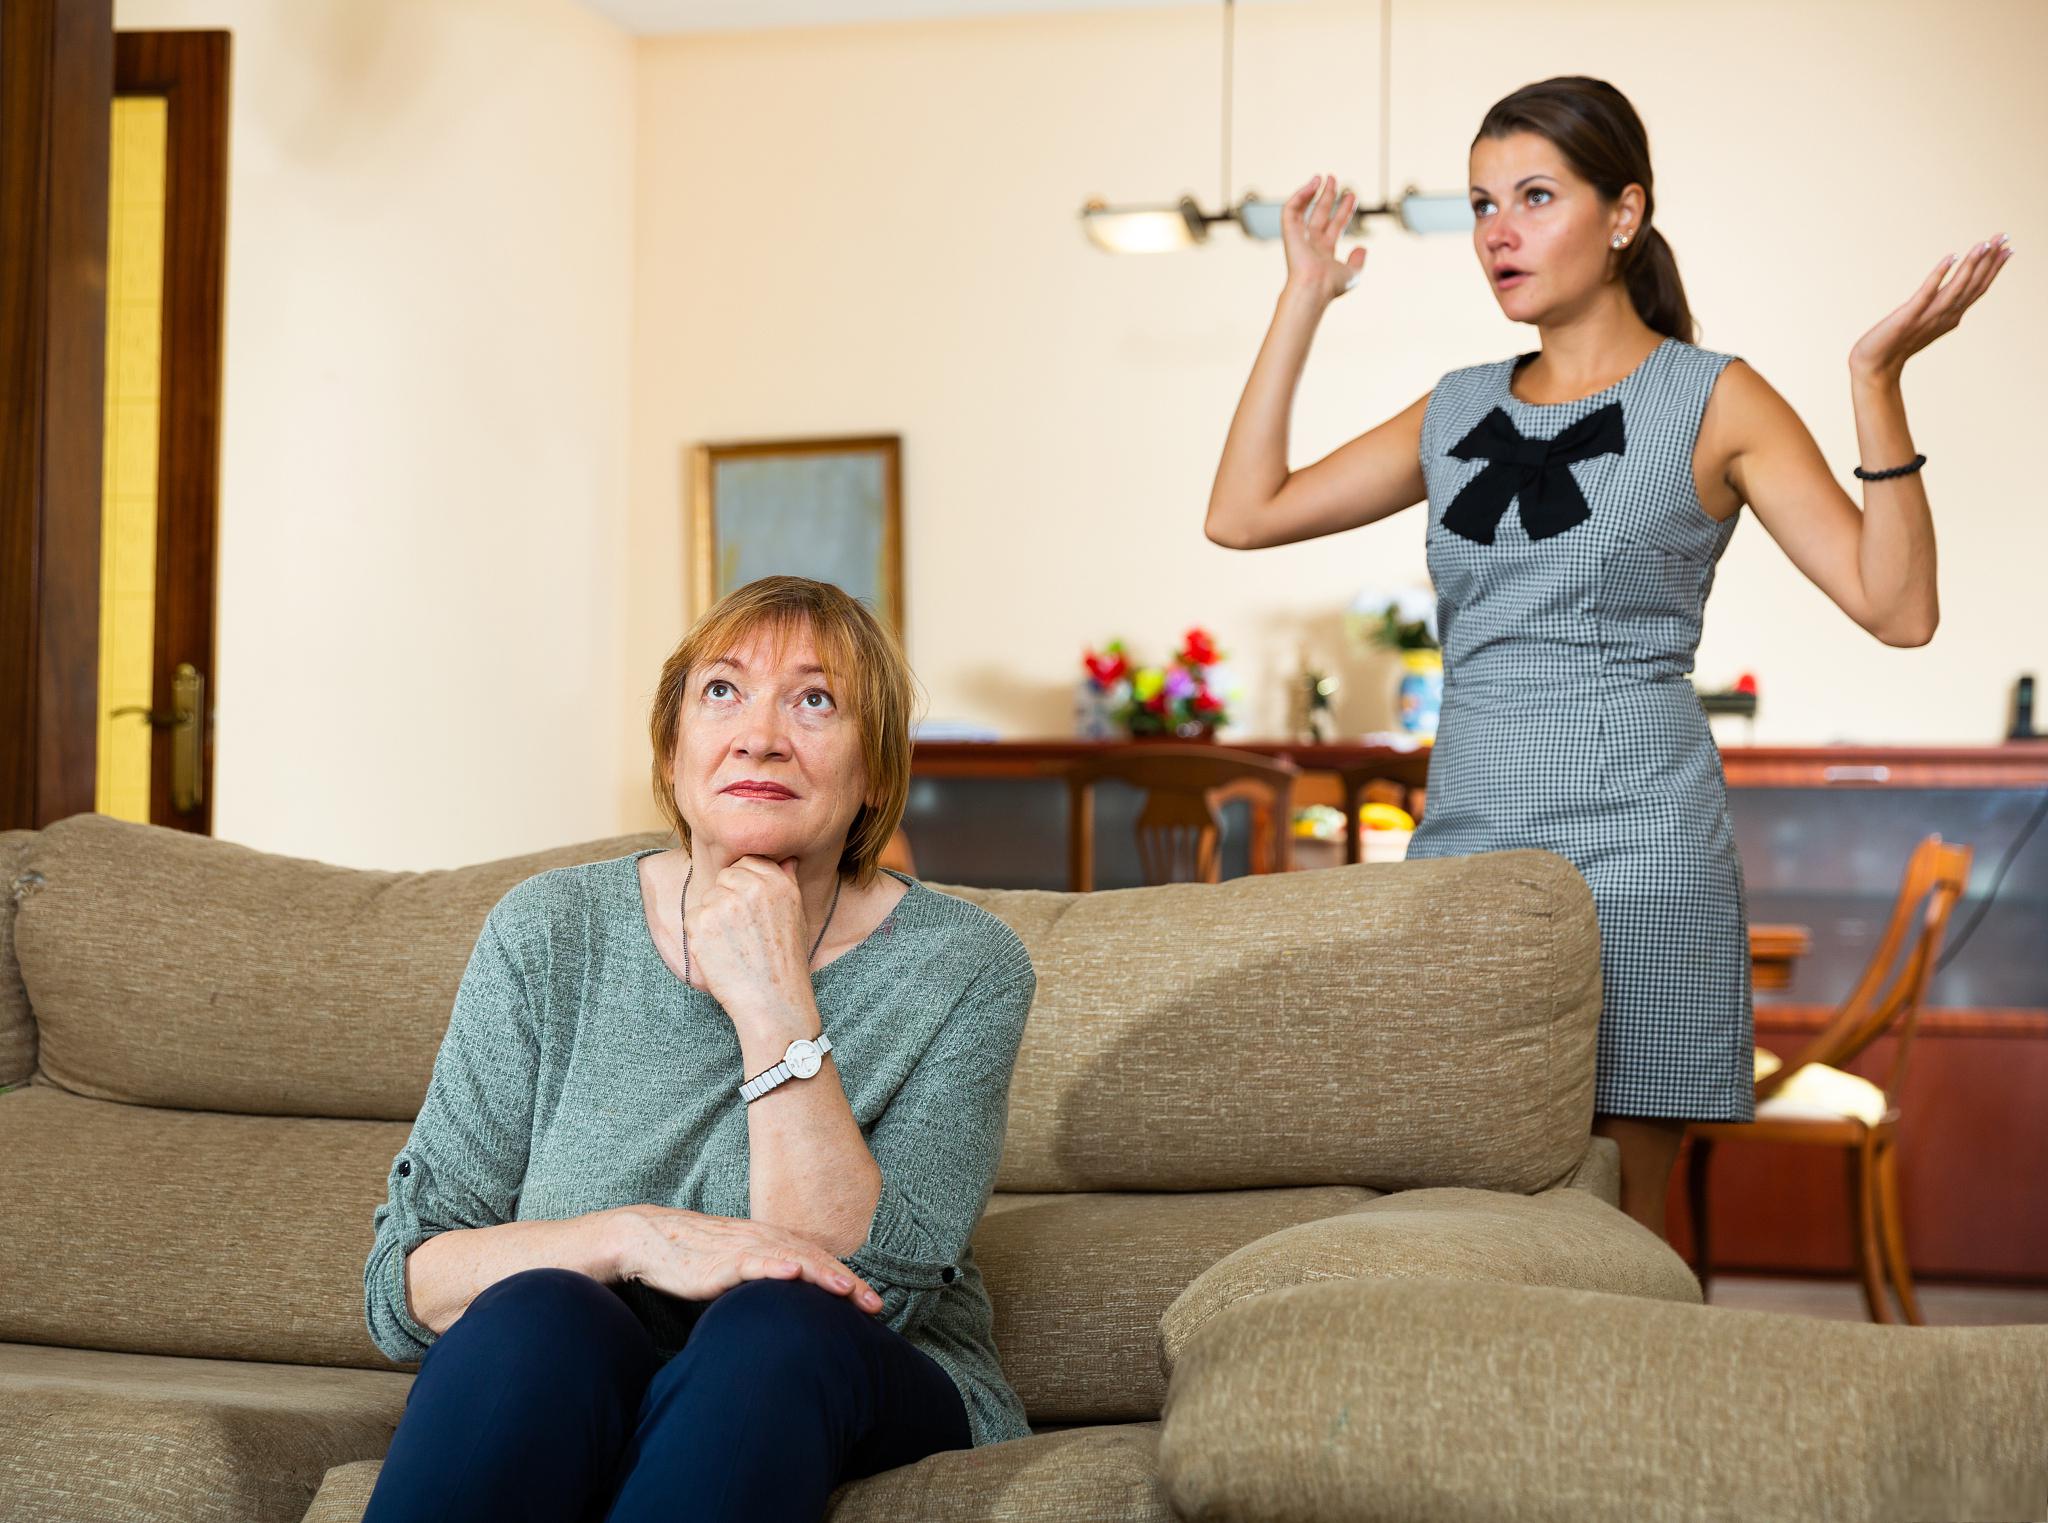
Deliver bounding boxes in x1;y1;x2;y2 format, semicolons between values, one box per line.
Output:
360;576;1035;1523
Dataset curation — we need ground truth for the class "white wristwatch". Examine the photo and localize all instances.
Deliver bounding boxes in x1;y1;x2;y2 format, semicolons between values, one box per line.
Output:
738;1033;832;1104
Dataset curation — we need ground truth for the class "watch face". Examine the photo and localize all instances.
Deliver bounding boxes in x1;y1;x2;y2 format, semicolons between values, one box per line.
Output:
787;1039;822;1079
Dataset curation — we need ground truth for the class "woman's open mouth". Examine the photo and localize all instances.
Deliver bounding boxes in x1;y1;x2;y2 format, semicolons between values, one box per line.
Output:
1496;270;1530;289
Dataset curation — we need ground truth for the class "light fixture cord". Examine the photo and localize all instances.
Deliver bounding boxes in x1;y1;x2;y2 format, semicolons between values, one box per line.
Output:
1221;0;1234;208
1378;0;1391;208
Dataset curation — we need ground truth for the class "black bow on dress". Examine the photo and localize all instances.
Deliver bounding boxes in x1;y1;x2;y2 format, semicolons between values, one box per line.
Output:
1442;402;1626;546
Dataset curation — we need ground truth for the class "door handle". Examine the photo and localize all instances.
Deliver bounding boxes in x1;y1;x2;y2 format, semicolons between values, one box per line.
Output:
171;663;204;813
107;662;205;813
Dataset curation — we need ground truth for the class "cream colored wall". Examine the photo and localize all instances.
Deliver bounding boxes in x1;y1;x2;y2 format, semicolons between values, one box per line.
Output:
113;0;637;869
630;0;2044;764
100;0;2043;869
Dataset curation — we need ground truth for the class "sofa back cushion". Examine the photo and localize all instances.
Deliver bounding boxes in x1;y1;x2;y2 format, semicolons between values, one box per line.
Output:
942;848;1602;1195
9;814;668;1119
0;816;1603;1375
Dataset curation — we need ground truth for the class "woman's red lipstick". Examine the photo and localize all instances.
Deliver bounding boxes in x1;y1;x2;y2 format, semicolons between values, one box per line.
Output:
723;780;797;799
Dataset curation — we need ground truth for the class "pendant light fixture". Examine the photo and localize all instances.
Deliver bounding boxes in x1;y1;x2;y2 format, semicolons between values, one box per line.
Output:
1078;0;1474;253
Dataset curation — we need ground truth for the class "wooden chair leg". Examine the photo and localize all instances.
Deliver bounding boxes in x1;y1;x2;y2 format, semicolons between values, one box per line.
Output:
1685;1134;1714;1297
1874;1132;1925;1326
1850;1136;1893;1324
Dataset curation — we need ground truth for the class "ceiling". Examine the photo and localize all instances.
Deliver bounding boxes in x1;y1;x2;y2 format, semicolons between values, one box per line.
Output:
571;0;1288;36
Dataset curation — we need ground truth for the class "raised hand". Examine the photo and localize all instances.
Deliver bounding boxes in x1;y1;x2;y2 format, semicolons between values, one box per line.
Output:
611;1205;885;1315
1282;173;1368;305
1851;232;2013;381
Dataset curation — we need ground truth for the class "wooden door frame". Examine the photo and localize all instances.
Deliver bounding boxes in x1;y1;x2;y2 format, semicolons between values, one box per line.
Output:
0;0;112;830
116;30;228;834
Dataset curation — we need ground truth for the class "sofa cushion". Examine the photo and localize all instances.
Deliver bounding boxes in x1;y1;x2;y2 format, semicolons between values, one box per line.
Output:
1158;1278;2048;1523
0;1079;1383;1396
0;1341;410;1523
0;1085;406;1367
1157;1185;1703;1374
937;849;1602;1194
303;1423;1172;1523
976;1186;1378;1422
1;829;33;1089
11;814;667;1118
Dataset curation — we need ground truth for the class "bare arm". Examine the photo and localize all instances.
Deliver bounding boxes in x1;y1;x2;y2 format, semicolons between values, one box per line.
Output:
1206;173;1429;551
404;1211;627;1336
1720;361;1937;647
406;1206;881;1340
739;998;883;1258
1722;234;2011;648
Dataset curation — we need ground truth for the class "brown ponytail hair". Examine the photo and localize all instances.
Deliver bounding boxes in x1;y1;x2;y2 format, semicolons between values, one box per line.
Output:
1475;77;1695;344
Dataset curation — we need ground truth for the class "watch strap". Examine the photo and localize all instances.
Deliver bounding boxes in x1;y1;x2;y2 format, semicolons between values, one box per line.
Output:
739;1032;832;1104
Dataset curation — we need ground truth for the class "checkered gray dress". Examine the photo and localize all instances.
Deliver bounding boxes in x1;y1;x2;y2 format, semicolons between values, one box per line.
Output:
1404;335;1755;1122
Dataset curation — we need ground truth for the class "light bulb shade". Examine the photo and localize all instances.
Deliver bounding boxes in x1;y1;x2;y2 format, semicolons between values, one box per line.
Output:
1080;195;1209;253
1236;195;1373;241
1236;197;1285;240
1398;191;1476;234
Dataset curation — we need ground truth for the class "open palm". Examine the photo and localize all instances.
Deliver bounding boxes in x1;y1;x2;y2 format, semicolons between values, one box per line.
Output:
1282;173;1367;304
1852;232;2013;377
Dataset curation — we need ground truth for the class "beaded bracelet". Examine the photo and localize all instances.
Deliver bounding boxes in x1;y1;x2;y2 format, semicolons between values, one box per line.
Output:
1852;453;1927;481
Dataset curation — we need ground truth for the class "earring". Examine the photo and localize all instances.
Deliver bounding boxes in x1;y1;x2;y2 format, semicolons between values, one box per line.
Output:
1611;234;1631;248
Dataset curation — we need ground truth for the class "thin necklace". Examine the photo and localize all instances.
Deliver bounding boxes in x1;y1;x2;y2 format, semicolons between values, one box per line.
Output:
679;861;843;986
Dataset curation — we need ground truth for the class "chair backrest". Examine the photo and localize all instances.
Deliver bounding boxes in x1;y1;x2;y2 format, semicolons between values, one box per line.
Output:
1066;744;1298;890
1759;834;1973;1108
1336;754;1435;864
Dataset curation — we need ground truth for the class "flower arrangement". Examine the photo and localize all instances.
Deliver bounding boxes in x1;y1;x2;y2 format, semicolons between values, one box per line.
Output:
1080;628;1234;738
1344;585;1441;652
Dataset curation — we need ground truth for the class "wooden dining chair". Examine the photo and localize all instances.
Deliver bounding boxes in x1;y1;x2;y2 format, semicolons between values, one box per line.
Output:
1067;745;1299;891
1335;753;1434;865
1685;834;1974;1325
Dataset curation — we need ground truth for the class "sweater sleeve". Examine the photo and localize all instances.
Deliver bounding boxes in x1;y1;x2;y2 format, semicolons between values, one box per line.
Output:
362;907;541;1363
841;932;1034;1342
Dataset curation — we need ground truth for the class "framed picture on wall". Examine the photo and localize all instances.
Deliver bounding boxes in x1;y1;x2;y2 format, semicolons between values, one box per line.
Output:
688;434;904;639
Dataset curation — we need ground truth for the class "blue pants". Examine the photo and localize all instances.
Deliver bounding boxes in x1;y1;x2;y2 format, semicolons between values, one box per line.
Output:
362;1268;973;1523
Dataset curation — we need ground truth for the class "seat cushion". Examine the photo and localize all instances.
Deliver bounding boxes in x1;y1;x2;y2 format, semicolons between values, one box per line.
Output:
0;1341;411;1523
1754;1047;1888;1125
974;1186;1378;1422
1159;1185;1703;1374
304;1424;1171;1523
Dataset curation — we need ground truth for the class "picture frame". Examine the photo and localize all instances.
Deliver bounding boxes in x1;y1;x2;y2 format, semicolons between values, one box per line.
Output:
687;434;904;639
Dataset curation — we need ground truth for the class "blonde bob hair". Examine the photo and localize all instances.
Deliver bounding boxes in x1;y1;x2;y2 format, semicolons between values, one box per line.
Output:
649;577;919;887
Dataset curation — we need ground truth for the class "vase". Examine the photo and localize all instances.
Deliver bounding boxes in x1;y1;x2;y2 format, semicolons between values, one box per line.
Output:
1074;678;1123;739
1395;649;1443;737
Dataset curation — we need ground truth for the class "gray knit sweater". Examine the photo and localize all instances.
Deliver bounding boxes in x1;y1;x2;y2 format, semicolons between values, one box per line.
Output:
362;847;1035;1448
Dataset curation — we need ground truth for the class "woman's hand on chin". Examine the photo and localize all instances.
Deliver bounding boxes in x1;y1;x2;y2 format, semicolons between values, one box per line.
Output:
683;853;816;1024
606;1205;883;1314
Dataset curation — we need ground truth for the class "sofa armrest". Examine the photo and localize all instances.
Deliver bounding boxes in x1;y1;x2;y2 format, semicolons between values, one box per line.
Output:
1160;1278;2048;1523
1158;1184;1700;1377
1;829;34;1090
1555;1133;1621;1205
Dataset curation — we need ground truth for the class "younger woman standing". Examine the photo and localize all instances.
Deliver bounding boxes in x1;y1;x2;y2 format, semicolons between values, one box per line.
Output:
1205;75;2009;1239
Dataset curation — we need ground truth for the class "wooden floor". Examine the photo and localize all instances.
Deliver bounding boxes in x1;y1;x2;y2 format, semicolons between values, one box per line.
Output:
1706;1273;2048;1325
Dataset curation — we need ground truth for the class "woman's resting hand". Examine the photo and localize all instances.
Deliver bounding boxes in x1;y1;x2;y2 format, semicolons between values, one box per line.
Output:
606;1204;884;1315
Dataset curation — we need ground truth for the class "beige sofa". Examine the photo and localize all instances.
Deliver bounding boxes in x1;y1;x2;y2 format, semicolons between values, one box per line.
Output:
1;815;2039;1523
